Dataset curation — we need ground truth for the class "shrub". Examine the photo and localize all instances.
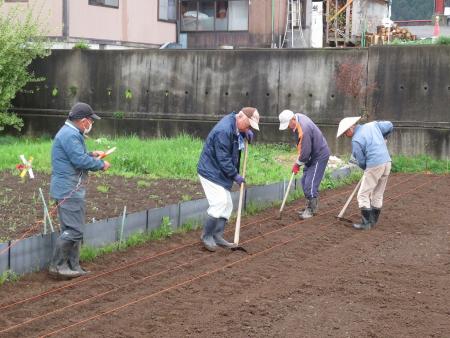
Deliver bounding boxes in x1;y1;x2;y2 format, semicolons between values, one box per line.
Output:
0;0;50;131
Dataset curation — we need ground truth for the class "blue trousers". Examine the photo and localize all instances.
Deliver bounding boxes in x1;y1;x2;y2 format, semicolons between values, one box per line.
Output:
301;156;329;199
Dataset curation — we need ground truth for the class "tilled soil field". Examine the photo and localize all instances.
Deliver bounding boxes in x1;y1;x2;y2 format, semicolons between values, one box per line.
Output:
0;173;448;338
0;172;203;240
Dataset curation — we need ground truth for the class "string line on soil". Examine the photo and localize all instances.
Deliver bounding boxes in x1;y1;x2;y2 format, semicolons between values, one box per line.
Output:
37;175;441;338
0;174;425;334
0;174;420;313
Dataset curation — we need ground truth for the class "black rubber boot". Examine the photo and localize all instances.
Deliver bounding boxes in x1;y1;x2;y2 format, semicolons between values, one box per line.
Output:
68;241;89;275
353;208;373;230
371;207;381;227
310;197;319;215
201;216;218;252
299;199;313;219
48;238;82;279
213;218;237;248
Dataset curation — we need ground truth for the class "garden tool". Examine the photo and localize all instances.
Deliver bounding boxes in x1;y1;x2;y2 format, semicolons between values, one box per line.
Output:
335;177;363;224
98;146;117;159
232;140;249;253
277;172;295;220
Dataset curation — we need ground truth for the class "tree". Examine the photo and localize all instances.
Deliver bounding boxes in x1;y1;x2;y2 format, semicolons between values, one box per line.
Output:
0;0;50;131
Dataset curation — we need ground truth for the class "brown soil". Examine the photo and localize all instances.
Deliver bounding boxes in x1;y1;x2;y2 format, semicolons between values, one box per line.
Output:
0;173;449;338
0;172;203;240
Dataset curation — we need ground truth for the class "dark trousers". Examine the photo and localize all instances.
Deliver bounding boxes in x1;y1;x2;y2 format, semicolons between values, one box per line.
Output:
57;198;85;242
301;156;329;199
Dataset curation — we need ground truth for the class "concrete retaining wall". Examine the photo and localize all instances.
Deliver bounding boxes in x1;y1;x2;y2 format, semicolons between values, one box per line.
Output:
11;47;450;159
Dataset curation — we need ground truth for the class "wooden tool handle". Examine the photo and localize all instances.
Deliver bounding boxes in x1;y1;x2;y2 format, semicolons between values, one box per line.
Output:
279;172;295;214
234;140;249;245
337;177;362;219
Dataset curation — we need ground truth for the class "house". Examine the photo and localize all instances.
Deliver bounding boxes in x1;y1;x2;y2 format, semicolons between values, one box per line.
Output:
178;0;313;48
325;0;389;46
0;0;177;49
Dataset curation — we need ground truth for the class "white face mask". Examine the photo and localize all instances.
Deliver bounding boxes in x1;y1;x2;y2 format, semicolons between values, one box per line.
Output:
83;119;93;135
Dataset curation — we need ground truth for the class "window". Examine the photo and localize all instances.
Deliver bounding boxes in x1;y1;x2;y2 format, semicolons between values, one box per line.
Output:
181;1;198;31
180;0;248;32
159;0;177;21
88;0;119;9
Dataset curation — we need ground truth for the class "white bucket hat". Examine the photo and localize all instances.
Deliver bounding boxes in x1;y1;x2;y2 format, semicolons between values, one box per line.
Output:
336;116;361;138
278;109;295;130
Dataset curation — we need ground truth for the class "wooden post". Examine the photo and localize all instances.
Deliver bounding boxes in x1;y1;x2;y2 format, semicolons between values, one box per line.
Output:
345;0;351;43
326;0;330;45
119;206;127;249
334;0;338;46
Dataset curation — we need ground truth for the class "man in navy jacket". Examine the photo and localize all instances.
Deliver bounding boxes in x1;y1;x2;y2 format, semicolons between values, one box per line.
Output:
197;107;260;251
337;116;393;230
49;102;110;279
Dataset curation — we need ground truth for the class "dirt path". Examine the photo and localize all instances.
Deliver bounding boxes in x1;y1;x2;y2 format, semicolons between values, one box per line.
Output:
0;173;448;338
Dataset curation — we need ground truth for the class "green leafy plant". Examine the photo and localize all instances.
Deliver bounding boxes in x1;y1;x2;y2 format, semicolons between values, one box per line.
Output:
69;85;77;96
72;40;90;50
137;180;151;188
0;112;23;131
96;184;110;193
181;194;192;202
435;36;450;45
113;111;125;119
149;216;173;239
0;0;50;132
0;270;19;285
125;89;133;100
51;87;58;97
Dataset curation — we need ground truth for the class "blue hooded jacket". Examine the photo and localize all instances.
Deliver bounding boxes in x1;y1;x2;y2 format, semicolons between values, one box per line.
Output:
50;121;105;200
197;113;241;191
352;121;393;170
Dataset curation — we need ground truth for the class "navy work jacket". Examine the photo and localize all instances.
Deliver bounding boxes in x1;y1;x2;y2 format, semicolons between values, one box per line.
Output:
197;113;241;191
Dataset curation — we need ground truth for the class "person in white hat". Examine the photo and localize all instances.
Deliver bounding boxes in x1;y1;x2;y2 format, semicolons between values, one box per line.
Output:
337;117;393;230
197;107;259;251
279;110;330;219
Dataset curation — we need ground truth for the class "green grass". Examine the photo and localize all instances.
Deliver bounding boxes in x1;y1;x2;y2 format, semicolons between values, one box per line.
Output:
391;155;449;174
0;135;293;185
389;36;450;46
0;136;447;186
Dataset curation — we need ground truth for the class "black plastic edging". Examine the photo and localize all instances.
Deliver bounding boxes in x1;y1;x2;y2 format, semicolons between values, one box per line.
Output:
0;166;358;276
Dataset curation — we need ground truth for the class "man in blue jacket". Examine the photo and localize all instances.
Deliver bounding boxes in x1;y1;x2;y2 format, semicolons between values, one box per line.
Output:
48;102;110;279
197;107;260;252
278;110;330;219
337;116;393;230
